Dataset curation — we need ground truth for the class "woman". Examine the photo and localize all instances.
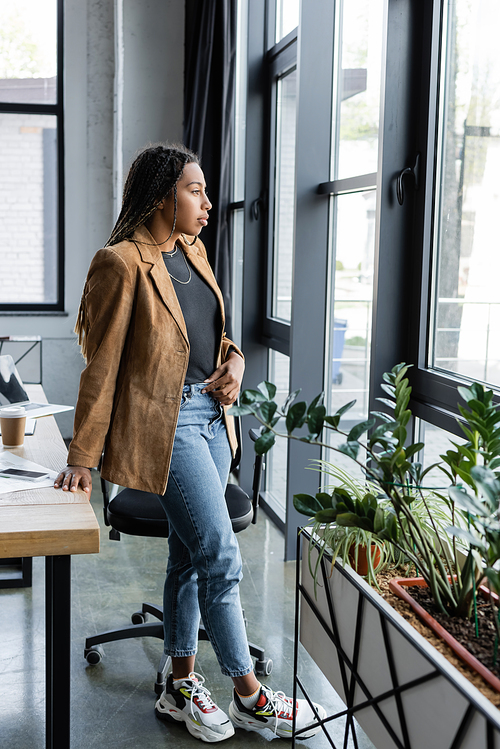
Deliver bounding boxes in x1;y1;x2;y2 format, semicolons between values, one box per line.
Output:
55;143;325;743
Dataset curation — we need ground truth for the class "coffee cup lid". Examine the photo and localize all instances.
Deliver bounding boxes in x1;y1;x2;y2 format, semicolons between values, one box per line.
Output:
0;406;26;418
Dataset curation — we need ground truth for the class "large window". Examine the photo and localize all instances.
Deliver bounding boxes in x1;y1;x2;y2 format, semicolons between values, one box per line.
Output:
239;0;500;558
0;0;63;311
326;0;383;430
252;5;299;526
430;0;500;387
263;27;298;351
407;0;500;429
229;0;248;348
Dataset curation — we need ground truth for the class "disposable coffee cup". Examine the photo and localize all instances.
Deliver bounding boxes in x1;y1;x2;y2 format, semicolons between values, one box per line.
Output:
0;406;27;448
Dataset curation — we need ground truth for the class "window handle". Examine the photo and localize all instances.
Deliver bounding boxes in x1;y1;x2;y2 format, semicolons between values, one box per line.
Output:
396;153;420;205
250;191;267;220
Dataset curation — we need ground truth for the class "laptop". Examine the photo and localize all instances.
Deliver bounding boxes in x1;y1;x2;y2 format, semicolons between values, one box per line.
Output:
0;354;73;432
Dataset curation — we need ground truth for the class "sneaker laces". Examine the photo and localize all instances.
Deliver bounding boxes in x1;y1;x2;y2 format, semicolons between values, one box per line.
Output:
262;687;295;734
183;672;217;715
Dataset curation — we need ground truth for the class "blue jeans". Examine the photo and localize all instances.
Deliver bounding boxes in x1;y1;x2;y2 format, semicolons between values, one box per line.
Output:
157;384;254;678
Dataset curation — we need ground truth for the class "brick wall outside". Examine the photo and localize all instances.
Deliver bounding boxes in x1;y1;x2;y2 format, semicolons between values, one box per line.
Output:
0;112;57;303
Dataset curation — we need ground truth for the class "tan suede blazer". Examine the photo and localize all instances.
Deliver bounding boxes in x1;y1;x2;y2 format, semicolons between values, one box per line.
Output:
67;226;243;495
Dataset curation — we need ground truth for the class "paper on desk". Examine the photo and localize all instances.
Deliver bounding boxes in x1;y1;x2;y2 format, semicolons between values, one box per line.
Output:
0;451;58;495
7;402;74;419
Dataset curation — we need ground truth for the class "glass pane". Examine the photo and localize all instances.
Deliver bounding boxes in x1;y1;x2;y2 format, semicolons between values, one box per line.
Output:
272;68;297;322
335;0;384;180
327;190;376;426
415;419;466;490
0;0;58;104
266;350;290;514
231;209;244;349
275;0;299;43
0;113;58;303
233;0;247;203
431;0;500;387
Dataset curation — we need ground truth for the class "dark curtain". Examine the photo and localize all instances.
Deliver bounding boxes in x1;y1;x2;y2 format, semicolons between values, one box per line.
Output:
184;0;237;338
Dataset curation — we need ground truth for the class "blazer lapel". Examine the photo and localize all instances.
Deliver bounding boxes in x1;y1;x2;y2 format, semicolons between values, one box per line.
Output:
132;227;189;344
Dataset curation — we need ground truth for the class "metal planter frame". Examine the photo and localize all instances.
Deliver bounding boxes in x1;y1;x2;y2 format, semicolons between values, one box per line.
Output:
292;531;500;748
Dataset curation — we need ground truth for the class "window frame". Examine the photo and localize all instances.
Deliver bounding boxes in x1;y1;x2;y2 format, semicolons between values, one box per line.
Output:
0;0;64;313
261;31;298;356
238;0;500;560
403;0;500;434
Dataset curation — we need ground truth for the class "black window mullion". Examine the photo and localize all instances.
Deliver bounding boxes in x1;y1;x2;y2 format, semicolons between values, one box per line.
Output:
0;103;58;115
265;26;297;61
318;173;377;196
261;319;290;356
369;0;433;417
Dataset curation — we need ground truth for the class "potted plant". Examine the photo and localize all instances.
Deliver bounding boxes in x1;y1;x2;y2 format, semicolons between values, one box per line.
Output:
231;365;500;747
302;461;393;586
303;459;463;588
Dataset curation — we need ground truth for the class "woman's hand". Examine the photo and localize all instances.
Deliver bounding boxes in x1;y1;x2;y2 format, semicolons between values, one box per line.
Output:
54;466;92;497
202;352;245;406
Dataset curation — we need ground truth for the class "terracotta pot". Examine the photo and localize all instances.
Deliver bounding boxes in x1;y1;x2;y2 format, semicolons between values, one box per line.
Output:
389;576;500;693
348;543;381;577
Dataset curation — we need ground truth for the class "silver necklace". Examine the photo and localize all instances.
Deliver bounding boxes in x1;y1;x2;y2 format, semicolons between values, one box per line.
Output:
163;247;192;285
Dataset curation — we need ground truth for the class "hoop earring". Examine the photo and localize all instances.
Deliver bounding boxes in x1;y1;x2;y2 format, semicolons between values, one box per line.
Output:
181;233;197;247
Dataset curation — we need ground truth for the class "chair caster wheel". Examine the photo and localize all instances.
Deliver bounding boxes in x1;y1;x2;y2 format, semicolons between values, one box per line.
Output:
131;611;147;624
85;645;103;665
255;658;273;676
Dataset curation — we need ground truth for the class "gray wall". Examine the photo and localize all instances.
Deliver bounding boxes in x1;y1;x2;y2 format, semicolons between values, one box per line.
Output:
122;0;184;176
0;0;185;440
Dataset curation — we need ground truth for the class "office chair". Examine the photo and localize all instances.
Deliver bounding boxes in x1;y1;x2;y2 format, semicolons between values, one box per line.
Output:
84;425;271;695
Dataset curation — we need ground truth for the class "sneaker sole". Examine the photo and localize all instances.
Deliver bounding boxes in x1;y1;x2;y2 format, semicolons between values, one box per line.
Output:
156;702;235;743
228;701;326;740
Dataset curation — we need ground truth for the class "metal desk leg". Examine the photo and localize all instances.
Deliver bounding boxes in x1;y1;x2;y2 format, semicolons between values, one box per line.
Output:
45;555;71;749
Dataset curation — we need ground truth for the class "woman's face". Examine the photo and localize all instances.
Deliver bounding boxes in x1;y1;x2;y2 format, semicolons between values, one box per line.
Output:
163;162;212;237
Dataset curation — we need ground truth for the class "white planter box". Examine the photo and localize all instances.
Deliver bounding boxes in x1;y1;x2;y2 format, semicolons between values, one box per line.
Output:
297;533;500;749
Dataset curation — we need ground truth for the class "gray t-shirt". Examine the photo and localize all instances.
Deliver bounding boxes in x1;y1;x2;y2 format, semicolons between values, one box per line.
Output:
162;249;221;384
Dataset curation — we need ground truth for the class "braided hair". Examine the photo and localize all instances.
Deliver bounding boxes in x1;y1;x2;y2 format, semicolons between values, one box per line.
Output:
107;143;199;246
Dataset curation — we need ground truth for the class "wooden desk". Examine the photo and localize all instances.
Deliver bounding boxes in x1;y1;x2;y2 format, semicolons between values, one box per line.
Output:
0;385;100;749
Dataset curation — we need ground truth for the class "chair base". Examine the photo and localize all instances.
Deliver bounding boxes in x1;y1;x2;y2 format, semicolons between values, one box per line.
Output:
84;602;273;695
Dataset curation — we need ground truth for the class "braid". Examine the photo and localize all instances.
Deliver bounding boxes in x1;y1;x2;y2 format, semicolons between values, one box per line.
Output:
107;143;199;246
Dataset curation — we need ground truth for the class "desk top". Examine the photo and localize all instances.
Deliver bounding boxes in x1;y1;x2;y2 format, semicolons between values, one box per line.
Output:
0;385;100;558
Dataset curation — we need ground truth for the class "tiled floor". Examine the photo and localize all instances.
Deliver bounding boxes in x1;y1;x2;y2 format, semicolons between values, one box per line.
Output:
0;473;374;748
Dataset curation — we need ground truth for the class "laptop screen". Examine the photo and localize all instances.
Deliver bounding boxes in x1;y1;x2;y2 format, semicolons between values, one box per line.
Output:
0;354;29;407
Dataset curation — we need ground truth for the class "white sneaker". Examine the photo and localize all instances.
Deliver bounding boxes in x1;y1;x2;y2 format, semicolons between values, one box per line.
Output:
155;672;235;743
228;684;326;739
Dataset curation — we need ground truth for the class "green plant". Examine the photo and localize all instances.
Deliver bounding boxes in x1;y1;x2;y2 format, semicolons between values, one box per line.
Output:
440;384;500;640
308;459;467;583
302;462;396;589
232;364;500;622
